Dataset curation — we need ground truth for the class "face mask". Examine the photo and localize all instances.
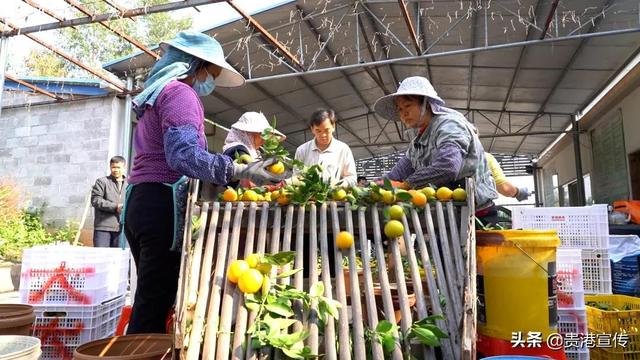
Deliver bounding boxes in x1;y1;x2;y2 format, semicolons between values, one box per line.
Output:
193;70;215;96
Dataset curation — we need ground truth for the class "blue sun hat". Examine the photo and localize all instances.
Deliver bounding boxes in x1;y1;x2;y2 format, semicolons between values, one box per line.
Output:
133;31;244;118
160;31;244;88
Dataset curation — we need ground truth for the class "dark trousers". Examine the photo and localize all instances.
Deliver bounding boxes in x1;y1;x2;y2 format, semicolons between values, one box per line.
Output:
93;230;120;248
124;183;181;334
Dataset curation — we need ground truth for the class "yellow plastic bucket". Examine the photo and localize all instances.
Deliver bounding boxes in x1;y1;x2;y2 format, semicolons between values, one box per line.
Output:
476;230;561;340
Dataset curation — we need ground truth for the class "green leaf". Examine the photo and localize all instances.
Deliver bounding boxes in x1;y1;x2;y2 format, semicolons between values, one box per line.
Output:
281;348;304;359
422;324;449;339
268;318;297;331
265;303;294;318
245;301;259;312
276;268;303;279
411;327;440;347
383;207;390;220
277;330;309;346
383;178;392;190
376;320;394;334
413;314;445;326
381;334;396;354
309;282;324;297
263;251;296;266
320;298;340;320
250;337;263;349
396;192;412;201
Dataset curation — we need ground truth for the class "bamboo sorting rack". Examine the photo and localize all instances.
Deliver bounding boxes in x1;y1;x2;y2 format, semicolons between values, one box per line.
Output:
174;179;477;360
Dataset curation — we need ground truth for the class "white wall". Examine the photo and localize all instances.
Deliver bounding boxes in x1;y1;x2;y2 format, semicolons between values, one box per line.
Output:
539;83;640;204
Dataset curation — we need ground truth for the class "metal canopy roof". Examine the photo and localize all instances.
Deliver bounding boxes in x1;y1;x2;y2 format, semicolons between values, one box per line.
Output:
103;0;640;160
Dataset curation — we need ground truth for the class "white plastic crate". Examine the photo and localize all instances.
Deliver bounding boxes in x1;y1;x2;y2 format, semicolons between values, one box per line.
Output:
557;249;585;309
20;245;129;305
33;295;125;360
565;349;590;360
512;205;609;249
558;308;589;360
581;249;612;295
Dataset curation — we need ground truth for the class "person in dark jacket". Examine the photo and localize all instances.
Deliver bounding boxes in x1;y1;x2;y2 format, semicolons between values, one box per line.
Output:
91;156;127;248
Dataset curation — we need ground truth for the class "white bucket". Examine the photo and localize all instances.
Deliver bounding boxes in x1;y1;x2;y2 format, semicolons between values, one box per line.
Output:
0;336;41;360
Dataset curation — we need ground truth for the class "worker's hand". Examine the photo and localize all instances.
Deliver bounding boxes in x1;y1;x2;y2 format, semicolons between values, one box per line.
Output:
233;158;289;186
116;204;122;215
515;187;530;202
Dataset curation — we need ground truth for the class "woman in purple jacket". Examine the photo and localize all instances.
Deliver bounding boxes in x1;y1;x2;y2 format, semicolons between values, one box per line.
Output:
123;31;286;334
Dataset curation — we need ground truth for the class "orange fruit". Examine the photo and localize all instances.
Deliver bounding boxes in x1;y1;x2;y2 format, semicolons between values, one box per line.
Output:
277;193;290;206
388;205;404;220
270;190;280;201
245;253;260;268
421;187;436;198
335;231;354;250
235;154;253;164
226;260;250;284
452;188;467;202
222;188;238;202
332;189;347;201
238;269;264;294
436;187;453;202
267;161;285;175
411;191;427;207
384;220;404;239
381;190;395;204
242;190;259;202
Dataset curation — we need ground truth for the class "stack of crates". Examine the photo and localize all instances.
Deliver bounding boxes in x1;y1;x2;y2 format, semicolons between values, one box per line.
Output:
585;294;640;359
557;248;590;360
19;245;129;359
514;204;612;360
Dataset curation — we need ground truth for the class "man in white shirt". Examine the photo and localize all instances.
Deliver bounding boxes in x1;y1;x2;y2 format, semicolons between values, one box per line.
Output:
294;109;357;187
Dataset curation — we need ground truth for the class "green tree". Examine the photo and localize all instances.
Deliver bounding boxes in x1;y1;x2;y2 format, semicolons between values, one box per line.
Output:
19;0;192;77
23;49;68;77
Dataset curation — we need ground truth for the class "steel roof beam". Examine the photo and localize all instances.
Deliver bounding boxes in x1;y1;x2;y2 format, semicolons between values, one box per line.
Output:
244;26;640;83
466;6;479;110
5;74;64;100
488;0;547;152
1;0;226;37
63;0;159;60
0;19;126;91
513;0;616;154
227;0;303;70
360;4;405;142
348;129;581;148
21;0;77;29
102;0;137;23
398;0;421;54
284;107;571;137
417;1;433;81
350;6;398;152
293;3;380;156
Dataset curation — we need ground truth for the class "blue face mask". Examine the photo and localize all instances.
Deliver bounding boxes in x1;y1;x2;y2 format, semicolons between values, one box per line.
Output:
193;71;215;97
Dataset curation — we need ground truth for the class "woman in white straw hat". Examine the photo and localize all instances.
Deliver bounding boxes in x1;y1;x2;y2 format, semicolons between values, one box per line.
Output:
373;76;498;216
123;31;288;335
223;111;286;187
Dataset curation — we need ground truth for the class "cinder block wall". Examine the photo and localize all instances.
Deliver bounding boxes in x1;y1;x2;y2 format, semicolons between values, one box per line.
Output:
0;95;123;230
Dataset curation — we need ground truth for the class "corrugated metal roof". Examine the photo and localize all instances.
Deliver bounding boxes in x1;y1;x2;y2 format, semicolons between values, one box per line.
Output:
103;0;640;160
